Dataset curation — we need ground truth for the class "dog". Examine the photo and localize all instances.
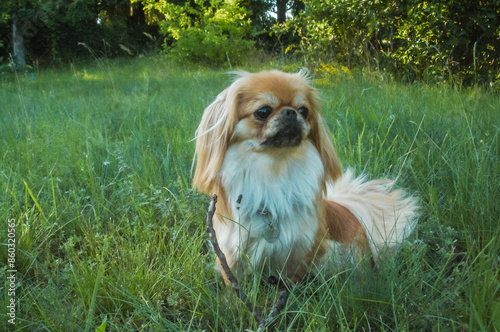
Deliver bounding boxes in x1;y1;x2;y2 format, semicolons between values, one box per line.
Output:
192;69;419;283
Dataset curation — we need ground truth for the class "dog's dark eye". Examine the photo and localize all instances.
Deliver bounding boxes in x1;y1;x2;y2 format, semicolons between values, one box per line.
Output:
298;107;309;119
255;107;272;121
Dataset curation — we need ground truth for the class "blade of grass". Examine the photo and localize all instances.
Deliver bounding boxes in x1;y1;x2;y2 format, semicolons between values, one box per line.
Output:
85;239;108;332
23;180;47;222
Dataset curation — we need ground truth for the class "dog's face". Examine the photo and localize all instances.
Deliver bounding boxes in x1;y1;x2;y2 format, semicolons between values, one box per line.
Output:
193;70;342;194
230;70;317;150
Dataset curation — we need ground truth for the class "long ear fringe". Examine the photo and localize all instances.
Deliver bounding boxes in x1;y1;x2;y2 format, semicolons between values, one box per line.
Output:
315;114;343;183
192;87;239;194
304;81;342;183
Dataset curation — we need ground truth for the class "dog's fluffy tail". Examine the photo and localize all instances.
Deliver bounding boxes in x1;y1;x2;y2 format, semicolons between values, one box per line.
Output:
326;169;419;262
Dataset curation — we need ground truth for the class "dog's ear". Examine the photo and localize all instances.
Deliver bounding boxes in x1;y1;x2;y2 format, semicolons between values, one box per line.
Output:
305;85;342;183
192;86;240;194
313;113;342;183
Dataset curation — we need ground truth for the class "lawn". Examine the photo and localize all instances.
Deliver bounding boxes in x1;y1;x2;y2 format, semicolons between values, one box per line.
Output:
1;57;498;331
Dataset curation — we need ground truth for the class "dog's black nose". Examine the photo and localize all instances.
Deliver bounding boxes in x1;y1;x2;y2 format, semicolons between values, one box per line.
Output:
281;109;297;119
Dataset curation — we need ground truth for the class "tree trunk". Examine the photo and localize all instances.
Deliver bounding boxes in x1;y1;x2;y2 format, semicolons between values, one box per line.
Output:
12;15;26;67
277;0;288;23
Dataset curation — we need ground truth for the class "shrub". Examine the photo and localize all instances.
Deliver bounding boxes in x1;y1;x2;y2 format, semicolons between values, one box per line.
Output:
152;0;255;66
274;0;500;84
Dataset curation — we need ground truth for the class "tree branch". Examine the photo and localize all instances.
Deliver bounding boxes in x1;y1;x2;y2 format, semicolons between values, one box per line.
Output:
257;286;290;332
205;194;291;331
205;194;264;325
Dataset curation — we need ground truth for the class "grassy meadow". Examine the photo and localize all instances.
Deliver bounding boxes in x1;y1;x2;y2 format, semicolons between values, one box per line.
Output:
1;57;499;331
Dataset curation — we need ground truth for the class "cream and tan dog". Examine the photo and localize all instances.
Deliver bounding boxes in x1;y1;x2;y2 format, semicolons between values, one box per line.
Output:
193;69;418;283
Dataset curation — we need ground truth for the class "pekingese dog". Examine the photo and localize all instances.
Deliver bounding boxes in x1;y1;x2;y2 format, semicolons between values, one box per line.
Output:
193;69;418;283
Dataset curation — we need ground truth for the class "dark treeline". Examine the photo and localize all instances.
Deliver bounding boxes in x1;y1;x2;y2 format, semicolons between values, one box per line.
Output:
0;0;160;66
1;0;499;85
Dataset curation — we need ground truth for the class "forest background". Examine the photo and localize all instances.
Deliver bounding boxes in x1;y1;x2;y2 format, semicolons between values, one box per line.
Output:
1;0;499;86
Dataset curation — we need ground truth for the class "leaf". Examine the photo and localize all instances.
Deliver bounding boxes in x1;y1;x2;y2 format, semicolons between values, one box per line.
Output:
119;44;132;55
95;318;107;332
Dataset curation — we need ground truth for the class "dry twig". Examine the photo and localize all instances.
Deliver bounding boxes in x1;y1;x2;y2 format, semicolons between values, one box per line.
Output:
256;287;290;332
205;194;290;331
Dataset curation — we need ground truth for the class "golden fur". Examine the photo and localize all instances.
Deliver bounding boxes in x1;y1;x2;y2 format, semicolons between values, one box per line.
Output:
193;70;341;194
193;70;419;283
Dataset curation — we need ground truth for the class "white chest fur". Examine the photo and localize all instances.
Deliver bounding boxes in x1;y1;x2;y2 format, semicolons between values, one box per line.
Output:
217;141;324;276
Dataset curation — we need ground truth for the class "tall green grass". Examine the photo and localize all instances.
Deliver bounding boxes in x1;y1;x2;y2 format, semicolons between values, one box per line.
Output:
1;57;498;331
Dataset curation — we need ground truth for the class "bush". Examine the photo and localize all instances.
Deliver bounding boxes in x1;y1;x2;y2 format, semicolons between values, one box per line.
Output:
275;0;500;85
153;0;255;66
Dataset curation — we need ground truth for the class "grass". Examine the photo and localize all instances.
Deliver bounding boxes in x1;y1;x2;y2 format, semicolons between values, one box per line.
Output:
1;56;499;331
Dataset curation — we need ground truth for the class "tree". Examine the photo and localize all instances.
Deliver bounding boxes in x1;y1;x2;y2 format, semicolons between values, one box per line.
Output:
276;0;288;23
134;0;255;65
12;14;26;66
275;0;304;23
0;0;160;64
0;0;45;66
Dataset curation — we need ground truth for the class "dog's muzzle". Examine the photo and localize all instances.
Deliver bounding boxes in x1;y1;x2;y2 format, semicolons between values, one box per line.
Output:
262;109;304;147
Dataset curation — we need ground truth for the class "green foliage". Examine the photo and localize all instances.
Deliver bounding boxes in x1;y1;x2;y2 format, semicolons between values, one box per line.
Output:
0;58;499;330
1;12;9;23
394;0;500;84
0;0;160;64
137;0;255;66
275;0;500;85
